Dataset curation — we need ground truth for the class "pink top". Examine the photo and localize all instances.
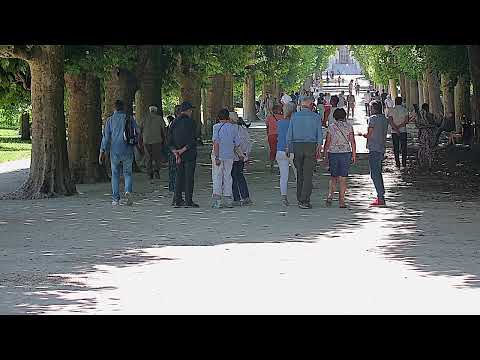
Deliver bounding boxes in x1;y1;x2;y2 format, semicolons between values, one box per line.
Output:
266;115;281;136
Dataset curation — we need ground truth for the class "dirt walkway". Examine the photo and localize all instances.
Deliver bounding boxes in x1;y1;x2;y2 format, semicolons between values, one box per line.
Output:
1;77;479;314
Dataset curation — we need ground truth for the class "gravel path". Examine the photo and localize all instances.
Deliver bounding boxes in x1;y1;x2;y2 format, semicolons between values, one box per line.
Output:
1;76;479;314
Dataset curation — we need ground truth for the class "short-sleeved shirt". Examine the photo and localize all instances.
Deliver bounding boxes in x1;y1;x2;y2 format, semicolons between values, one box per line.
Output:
328;106;338;126
327;121;353;153
212;122;240;160
265;114;280;136
347;95;355;104
338;96;346;108
367;114;388;153
389;105;408;133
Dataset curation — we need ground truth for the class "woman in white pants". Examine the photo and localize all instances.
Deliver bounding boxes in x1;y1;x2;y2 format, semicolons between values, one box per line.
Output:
275;102;297;206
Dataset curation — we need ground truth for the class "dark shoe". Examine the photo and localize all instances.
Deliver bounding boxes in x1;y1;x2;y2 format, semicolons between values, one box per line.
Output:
298;202;312;209
149;173;154;180
154;171;160;179
174;200;185;208
325;197;333;207
184;202;199;208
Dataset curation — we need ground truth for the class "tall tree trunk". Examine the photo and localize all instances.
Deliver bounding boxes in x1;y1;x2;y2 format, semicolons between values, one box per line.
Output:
427;68;443;117
222;72;234;111
441;73;455;118
201;87;208;138
405;78;411;109
2;45;76;199
468;45;480;142
454;75;469;131
65;72;107;184
243;69;256;123
204;74;225;138
103;67;137;121
389;79;398;99
180;61;202;139
422;72;429;106
136;46;163;128
399;74;406;100
418;80;424;106
409;79;419;108
20;112;31;140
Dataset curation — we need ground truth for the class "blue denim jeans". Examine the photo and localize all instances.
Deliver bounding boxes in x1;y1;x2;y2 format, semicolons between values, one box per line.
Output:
110;152;133;201
231;160;250;201
368;151;385;200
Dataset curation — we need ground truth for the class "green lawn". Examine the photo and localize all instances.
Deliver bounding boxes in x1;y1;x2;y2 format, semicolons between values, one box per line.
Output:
0;128;31;163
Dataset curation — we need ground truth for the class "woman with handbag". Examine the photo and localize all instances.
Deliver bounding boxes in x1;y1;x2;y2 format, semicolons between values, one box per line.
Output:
323;108;356;208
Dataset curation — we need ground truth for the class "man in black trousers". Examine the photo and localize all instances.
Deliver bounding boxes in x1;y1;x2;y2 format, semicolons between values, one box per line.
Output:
168;101;199;208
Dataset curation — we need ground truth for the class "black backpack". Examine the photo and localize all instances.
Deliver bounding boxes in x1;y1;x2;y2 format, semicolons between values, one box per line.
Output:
123;112;138;146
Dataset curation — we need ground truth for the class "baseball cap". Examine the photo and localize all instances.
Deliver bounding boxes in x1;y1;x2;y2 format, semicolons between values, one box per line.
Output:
179;101;195;112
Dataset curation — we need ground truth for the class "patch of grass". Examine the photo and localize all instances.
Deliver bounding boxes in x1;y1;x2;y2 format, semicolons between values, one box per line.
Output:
0;128;31;163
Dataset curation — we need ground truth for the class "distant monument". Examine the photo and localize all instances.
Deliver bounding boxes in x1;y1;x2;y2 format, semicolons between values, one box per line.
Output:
326;46;362;75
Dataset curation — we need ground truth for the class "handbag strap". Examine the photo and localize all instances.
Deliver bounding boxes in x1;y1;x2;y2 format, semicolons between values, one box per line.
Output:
333;122;352;151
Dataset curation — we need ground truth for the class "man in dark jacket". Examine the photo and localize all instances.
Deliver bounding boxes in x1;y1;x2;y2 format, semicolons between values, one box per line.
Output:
168;101;199;208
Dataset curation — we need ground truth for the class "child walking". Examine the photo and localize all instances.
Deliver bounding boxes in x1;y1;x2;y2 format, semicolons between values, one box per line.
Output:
212;109;242;209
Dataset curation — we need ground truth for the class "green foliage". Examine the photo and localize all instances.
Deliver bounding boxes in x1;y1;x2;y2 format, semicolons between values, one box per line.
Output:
0;128;31;163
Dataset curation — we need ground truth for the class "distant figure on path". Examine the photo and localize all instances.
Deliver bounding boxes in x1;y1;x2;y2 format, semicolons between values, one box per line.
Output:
338;91;346;109
323;108;356;208
364;90;371;117
327;95;339;127
265;104;283;173
287;96;323;209
169;101;199;208
388;96;409;168
348;79;354;94
347;93;356;118
337;76;341;87
414;103;438;170
140;105;166;180
355;80;360;96
276;102;298;206
99;99;139;206
361;100;388;206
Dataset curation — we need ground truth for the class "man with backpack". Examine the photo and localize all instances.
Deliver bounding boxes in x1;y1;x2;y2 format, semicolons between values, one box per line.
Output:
99;99;139;206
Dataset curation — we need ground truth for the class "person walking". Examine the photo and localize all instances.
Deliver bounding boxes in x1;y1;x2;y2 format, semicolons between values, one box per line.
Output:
346;93;356;119
287;96;323;209
338;91;346;109
355;81;360;96
140;104;166;180
388;96;409;168
211;109;242;209
327;95;339;127
364;90;371;117
168;101;199;208
323;108;356;208
265;104;283;173
230;111;253;206
413;103;438;170
348;79;354;94
360;100;388;206
99;99;139;206
276;102;298;206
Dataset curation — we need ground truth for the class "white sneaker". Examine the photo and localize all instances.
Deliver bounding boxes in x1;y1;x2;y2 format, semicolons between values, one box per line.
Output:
112;200;120;206
125;192;133;206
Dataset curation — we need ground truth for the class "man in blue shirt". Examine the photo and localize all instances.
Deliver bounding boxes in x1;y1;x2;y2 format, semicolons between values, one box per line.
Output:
99;100;139;206
286;96;323;209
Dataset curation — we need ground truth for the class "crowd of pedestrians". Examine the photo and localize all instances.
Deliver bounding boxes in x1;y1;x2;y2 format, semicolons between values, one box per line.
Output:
103;75;472;210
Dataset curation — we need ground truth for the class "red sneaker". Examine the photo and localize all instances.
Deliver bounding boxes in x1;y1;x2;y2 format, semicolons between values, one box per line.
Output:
370;198;386;206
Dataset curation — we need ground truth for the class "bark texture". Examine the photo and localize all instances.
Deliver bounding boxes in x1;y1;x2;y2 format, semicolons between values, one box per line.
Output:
389;79;398;99
103;67;137;121
422;72;429;106
468;45;480;142
243;70;256;123
426;68;444;117
2;45;76;199
454;76;471;131
20;112;31;140
180;64;202;139
418;80;424;106
65;72;107;184
441;73;455;118
204;74;225;138
399;74;406;100
222;72;234;111
405;78;411;109
409;79;419;108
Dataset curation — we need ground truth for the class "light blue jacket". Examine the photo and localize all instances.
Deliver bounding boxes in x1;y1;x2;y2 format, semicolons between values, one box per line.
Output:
100;111;139;156
286;108;323;150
